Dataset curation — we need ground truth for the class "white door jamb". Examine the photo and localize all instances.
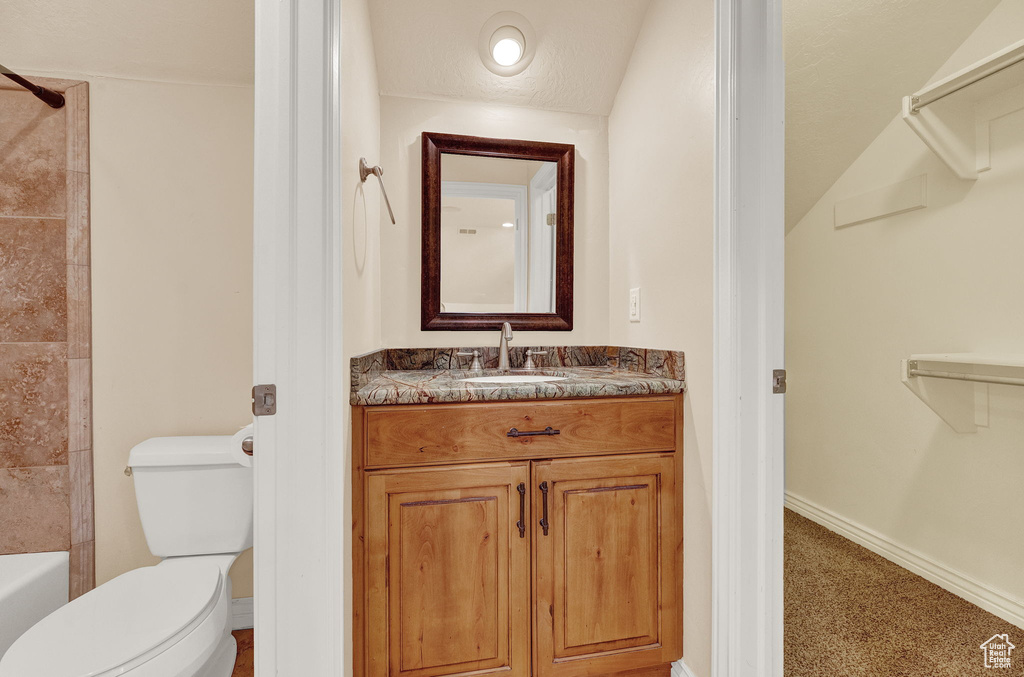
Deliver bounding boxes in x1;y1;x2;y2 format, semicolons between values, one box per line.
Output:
712;0;786;675
253;0;345;674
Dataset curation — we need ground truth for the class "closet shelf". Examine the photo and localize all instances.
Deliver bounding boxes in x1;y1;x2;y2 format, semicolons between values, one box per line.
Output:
901;354;1024;433
902;38;1024;180
905;353;1024;387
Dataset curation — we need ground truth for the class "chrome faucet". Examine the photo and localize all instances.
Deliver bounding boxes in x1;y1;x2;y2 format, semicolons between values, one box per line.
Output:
498;322;513;370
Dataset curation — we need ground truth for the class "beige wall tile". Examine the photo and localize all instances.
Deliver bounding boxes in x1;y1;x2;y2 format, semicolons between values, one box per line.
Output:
66;171;90;266
0;218;67;342
0;78;92;585
69;540;95;600
0;79;82;94
0;90;66;217
64;84;90;175
0;465;70;554
67;357;92;452
67;265;91;358
0;342;68;468
69;448;94;545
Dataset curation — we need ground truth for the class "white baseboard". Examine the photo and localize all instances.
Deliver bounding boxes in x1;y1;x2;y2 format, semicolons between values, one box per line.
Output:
785;491;1024;630
671;659;698;677
231;597;254;631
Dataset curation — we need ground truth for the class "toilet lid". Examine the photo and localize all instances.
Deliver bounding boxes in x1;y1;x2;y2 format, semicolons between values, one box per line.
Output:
0;559;223;677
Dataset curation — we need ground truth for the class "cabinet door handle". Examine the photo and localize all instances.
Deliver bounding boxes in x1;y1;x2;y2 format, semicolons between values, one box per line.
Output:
516;483;526;538
507;426;560;438
539;481;550;536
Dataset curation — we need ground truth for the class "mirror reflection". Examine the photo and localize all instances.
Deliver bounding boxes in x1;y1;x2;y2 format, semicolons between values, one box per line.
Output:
440;154;558;314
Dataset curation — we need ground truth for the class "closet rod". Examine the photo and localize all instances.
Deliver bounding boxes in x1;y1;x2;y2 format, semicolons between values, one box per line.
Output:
910;41;1024;113
906;362;1024;388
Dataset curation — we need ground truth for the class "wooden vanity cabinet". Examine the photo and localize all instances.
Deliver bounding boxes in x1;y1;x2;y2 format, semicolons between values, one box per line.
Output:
363;464;531;677
532;454;680;677
353;395;683;677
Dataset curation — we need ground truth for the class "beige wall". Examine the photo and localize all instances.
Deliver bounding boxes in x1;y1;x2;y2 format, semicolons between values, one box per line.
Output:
342;0;382;360
88;77;254;596
607;0;715;673
378;94;609;347
341;0;382;669
787;0;1024;604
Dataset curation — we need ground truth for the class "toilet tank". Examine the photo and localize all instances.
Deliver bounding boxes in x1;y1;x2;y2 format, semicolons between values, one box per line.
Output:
129;433;254;558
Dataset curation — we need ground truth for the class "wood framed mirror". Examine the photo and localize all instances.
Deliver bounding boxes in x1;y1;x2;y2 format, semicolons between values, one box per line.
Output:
421;132;575;331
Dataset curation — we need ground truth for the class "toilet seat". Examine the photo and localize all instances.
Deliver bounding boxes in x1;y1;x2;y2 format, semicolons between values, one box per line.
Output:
0;559;223;677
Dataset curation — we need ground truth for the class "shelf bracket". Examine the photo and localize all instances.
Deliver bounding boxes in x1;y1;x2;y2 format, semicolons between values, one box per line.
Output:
902;359;985;433
902;39;1024;181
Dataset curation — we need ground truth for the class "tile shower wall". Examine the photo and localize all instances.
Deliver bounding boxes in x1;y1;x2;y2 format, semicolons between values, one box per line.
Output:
0;78;93;598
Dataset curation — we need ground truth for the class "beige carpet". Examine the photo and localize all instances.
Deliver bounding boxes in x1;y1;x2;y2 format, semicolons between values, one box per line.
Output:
785;509;1022;676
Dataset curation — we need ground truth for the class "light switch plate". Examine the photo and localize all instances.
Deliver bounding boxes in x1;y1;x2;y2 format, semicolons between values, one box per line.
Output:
629;287;641;322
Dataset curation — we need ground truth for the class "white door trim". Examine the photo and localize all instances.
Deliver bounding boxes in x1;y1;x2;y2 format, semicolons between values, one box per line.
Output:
253;0;345;673
712;0;785;676
528;164;557;313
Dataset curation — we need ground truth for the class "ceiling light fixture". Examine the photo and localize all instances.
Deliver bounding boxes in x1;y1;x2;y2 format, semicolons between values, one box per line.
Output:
490;26;525;66
479;12;536;77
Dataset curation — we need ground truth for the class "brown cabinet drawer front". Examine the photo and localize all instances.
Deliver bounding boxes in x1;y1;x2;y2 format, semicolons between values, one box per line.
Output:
364;397;676;467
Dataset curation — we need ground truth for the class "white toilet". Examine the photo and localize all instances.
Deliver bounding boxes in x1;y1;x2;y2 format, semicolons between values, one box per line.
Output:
0;430;253;677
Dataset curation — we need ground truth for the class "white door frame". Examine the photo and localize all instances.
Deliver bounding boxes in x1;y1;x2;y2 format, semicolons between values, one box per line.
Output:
712;0;785;676
251;0;785;674
528;164;557;313
252;0;345;674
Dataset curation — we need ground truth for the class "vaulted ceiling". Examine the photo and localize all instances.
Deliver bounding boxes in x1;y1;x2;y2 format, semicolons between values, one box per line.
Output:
784;0;1000;231
368;0;651;116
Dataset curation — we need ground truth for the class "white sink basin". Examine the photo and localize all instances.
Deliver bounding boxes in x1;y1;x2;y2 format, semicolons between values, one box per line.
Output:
459;374;568;384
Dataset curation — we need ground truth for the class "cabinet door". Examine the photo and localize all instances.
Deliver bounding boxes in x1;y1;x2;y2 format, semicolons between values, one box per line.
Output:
365;464;530;677
533;454;681;677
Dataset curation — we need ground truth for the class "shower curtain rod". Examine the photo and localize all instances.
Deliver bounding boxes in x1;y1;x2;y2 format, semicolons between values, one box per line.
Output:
0;63;65;108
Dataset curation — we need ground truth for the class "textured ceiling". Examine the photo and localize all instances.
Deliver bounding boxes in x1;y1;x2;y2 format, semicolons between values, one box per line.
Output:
4;0;253;84
368;0;652;115
784;0;1000;231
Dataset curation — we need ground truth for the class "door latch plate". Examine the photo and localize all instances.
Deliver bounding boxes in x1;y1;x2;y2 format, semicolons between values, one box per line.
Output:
772;369;787;394
252;384;277;416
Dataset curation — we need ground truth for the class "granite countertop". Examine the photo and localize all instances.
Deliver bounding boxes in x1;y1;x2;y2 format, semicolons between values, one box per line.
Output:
351;346;685;406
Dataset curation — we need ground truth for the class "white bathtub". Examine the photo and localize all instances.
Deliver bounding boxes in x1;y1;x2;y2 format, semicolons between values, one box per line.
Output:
0;552;69;660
